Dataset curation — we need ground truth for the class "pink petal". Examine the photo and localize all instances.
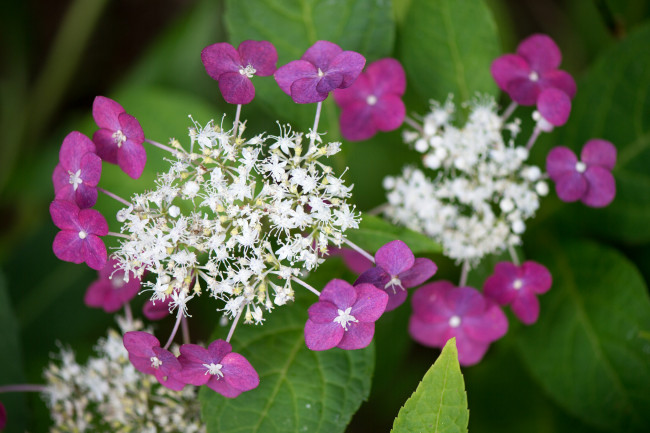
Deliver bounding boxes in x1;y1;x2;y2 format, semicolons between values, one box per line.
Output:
290;76;328;103
79;152;102;186
384;289;408;312
372;94;405;132
93;96;124;130
118;139;147;179
541;69;576;99
339;102;377;141
333;74;371;108
59;131;96;168
201;43;241;81
490;54;530;91
74;183;98;209
304;319;344;351
375;240;414;276
328;51;366;89
408;314;449;347
119;112;145;144
238;40;278;76
123;331;158;357
581;139;617;170
521;261;552;294
546;146;578;181
582;166;616;208
319;279;357;309
410;281;456;320
218;71;256;105
316;72;343;94
301;40;342;70
52;164;68;194
308;301;339;324
222;352;259;391
455;336;491;366
143;299;172;320
54;184;76;205
206;376;242;398
510;290;540;325
178;344;212;386
92;128;119;164
156;372;186;391
129;354;157;375
506;77;540;106
274;60;318;96
399;258;437;288
351;283;388;322
50;200;79;230
446;286;485;317
517;34;561;73
483;262;520;305
84;280;111;308
337;321;374;350
78;209;108;235
537;88;571;126
53;231;84;263
555;171;587;202
462;301;508;342
152;347;181;375
207;339;233;362
366;58;406;96
83;235;108;271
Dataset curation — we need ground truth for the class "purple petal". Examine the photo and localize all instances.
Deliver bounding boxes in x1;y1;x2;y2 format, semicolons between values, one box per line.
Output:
129;354;157;375
53;231;84;264
521;261;552;294
119;112;144;144
222;352;259;391
455;336;491;367
78;209;108;235
74;183;98;209
178;344;212;386
308;301;339;324
92;128;119;164
410;281;456;320
54;184;76;205
301;40;342;71
517;34;561;73
446;287;485;317
274;60;318;96
366;58;406;97
84;281;111;309
398;258;437;288
462;301;508;342
118;139;147;180
555;171;588;202
238;40;277;76
304;319;344;351
384;289;408;312
339;102;377;141
316;72;343;94
333;74;371;108
156;372;186;391
328;51;366;89
319;279;357;309
355;266;388;288
372;94;405;132
337;321;374;350
582;166;616;208
50;200;80;230
218;71;256;105
581;139;616;170
123;331;159;357
483;262;519;305
59;131;96;168
143;298;172;320
290;77;328;103
375;240;414;276
510;290;540;325
351;283;388;322
201;43;241;80
408;314;450;347
207;339;233;362
490;54;530;91
52;164;68;194
83;235;108;271
206;376;242;398
152;347;181;375
541;69;576;99
546;146;578;181
92;96;124;130
79;152;102;186
506;77;540;106
329;247;373;274
537;88;571;126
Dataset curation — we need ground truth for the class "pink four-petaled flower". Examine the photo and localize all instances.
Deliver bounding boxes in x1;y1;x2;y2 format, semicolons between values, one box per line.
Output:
333;58;406;141
483;261;552;325
546;139;617;207
123;331;184;390
304;279;388;351
409;281;508;366
201;40;278;105
84;256;143;313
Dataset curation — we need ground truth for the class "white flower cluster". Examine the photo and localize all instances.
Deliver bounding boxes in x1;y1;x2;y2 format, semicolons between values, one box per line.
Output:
43;318;204;433
114;118;358;323
384;96;548;266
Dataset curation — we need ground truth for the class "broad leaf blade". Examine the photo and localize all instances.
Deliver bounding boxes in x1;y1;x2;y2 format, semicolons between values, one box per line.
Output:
391;338;469;433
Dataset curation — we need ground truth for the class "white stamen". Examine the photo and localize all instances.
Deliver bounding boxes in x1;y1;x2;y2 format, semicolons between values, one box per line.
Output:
203;362;224;378
150;356;162;368
317;68;324;77
113;130;127;147
78;230;87;239
384;275;403;293
239;64;257;78
68;169;83;191
529;71;539;82
513;279;523;290
366;95;378;106
575;161;586;173
333;307;358;331
449;315;461;328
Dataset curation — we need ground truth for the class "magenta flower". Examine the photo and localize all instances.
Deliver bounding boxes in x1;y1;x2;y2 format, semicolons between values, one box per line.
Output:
275;40;365;104
333;58;406;141
304;279;388;351
491;33;576;106
84;256;142;313
355;240;437;312
92;96;146;179
52;131;102;209
484;261;552;325
177;339;259;398
123;331;184;390
201;40;278;105
143;297;172;321
50;200;108;270
546;139;616;207
409;281;508;366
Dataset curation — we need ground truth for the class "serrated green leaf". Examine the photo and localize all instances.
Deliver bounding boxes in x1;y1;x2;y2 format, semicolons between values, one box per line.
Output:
199;294;374;433
516;238;650;432
347;214;442;255
391;338;469;433
400;0;499;106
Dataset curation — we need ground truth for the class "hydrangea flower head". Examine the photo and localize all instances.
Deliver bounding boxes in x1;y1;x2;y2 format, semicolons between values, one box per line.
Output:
491;33;576;106
409;281;508;366
177;339;259;398
201;40;278;104
333;58;406;140
483;261;552;324
92;96;146;179
304;279;388;351
275;40;365;103
84;256;143;313
546;139;616;207
122;331;184;390
50;200;108;270
355;240;437;311
52;131;102;209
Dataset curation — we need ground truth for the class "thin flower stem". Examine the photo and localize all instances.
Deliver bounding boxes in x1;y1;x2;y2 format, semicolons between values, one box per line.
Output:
181;315;190;344
124;303;133;324
145;138;177;154
508;245;521;266
342;238;376;264
108;231;130;239
367;203;388;216
0;384;48;393
97;187;130;206
459;260;470;287
309;101;323;148
233;104;242;136
404;116;424;133
163;311;184;350
526;126;542;150
291;277;321;297
226;307;244;343
501;101;518;122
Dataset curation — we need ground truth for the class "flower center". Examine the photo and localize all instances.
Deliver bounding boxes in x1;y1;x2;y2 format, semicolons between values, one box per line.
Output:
384;275;403;294
366;95;378;106
575;161;586;173
150;356;162;369
317;68;324;77
239;64;257;78
78;230;87;239
68;169;83;191
529;71;539;82
203;362;224;378
333;307;358;331
449;315;461;328
513;279;523;290
113;130;127;147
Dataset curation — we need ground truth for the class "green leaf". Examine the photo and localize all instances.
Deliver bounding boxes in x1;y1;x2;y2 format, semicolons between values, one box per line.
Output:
224;0;395;130
400;0;499;106
516;237;650;432
552;24;650;243
199;294;374;433
347;214;442;255
391;338;469;433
